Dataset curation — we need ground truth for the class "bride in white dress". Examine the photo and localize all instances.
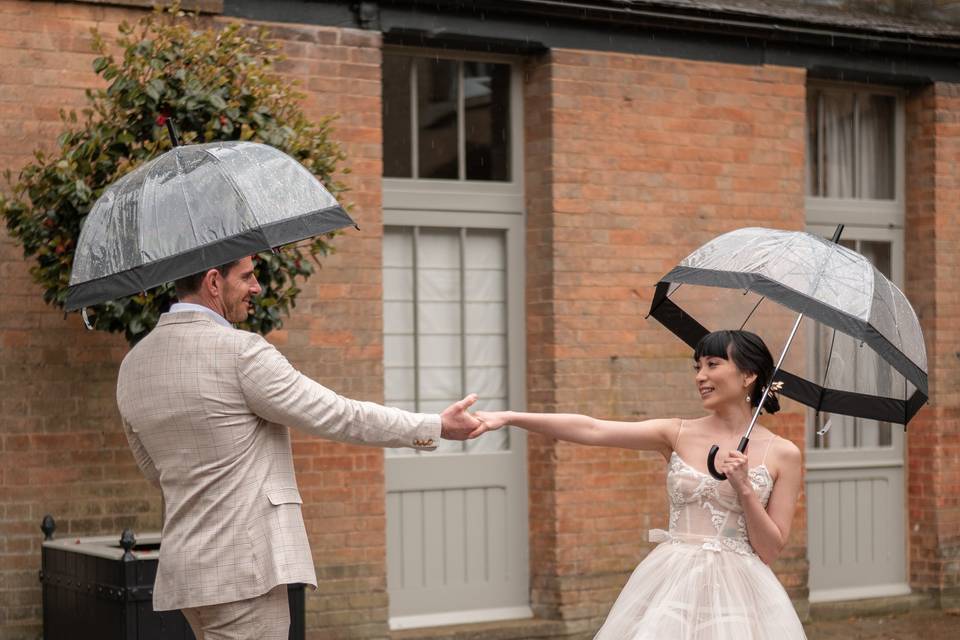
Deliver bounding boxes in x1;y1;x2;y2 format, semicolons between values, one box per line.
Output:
474;329;807;640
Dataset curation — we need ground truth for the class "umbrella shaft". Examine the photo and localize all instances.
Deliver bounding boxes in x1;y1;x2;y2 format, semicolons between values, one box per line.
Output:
743;312;804;439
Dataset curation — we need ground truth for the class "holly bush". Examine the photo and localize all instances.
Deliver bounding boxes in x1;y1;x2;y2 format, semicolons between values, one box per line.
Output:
0;5;349;343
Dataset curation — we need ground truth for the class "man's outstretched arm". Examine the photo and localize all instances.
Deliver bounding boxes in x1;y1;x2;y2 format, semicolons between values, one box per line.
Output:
238;333;483;449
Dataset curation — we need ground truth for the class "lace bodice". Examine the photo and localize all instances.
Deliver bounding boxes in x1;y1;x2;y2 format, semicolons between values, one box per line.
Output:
649;451;774;556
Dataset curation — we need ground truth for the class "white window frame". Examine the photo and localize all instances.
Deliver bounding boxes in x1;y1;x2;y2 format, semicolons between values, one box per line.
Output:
805;80;906;230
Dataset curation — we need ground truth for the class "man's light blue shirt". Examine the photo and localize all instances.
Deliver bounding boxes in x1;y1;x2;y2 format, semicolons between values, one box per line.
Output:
169;302;232;328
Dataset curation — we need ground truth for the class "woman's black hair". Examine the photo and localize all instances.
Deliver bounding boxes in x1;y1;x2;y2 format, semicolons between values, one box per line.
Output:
693;330;780;415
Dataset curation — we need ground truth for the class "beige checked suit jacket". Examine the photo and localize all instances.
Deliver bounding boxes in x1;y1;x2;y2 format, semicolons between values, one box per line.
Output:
116;311;441;611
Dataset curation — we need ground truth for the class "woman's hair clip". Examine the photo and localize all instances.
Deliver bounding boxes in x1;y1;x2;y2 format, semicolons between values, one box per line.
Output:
767;380;784;397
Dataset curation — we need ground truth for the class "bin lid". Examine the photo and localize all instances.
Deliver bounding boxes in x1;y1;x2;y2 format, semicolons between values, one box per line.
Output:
42;532;162;560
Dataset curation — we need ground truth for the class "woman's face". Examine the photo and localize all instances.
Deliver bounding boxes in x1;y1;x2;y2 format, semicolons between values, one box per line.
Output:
694;350;756;411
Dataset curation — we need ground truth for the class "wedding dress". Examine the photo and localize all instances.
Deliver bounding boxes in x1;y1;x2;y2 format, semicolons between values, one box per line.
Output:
594;426;807;639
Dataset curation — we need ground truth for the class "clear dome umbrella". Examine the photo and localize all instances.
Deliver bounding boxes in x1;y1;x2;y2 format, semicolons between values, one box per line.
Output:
647;225;928;480
65;140;355;312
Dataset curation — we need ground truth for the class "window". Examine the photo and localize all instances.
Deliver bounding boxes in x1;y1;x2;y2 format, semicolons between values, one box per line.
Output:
383;225;510;454
805;83;904;229
383;53;512;181
807;88;896;200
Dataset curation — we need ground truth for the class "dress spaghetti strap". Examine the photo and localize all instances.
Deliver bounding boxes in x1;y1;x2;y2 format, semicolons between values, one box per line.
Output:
761;435;778;465
674;419;685;449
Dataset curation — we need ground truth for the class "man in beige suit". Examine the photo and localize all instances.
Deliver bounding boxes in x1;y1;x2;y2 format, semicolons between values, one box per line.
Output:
117;256;483;640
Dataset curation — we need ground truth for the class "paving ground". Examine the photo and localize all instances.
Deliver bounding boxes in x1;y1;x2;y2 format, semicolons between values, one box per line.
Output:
804;609;957;639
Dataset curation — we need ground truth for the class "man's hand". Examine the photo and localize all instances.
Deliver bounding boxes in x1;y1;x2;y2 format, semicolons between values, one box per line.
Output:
440;394;484;440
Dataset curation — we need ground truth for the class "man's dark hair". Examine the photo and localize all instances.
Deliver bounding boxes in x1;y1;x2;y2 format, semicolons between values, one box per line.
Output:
174;260;240;299
694;329;780;415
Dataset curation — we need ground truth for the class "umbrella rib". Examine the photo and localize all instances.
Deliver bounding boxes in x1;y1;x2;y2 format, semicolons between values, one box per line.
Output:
172;150;203;260
885;271;908;370
738;295;765;330
815;328;838;413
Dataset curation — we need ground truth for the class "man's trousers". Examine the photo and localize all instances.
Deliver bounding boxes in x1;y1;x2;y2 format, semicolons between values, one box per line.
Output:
181;584;289;640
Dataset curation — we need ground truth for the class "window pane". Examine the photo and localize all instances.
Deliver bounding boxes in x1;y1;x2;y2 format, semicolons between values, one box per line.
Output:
384;226;511;456
858;94;895;199
416;229;462;411
464;62;510;181
859;240;891;278
822;92;855;198
417;58;459;179
463;229;509;452
383;55;413;178
806;89;820;196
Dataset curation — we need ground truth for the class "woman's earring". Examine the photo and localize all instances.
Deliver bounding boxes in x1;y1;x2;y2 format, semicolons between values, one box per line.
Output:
745;395;751;403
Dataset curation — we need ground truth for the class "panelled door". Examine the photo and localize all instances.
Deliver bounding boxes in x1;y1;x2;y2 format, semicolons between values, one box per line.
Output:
381;50;530;629
804;81;908;601
804;228;908;601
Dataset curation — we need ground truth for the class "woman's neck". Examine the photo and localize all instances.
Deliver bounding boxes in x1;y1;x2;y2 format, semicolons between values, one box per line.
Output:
709;403;756;439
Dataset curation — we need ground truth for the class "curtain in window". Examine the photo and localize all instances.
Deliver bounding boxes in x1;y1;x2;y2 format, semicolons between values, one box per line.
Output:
810;90;895;200
383;227;510;455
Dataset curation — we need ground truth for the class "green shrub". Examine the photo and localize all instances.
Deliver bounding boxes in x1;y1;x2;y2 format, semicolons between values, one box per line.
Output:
1;5;349;344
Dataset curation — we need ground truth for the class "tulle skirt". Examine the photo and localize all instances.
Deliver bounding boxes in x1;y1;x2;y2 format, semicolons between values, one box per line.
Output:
594;539;807;640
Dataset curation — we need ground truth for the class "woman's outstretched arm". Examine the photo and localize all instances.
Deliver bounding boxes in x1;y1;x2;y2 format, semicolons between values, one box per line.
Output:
473;411;677;458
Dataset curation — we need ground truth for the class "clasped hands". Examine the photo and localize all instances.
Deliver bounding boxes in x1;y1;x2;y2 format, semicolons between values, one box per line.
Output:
438;394;510;441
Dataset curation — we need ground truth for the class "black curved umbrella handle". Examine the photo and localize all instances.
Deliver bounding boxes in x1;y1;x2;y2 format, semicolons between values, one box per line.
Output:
707;437;750;481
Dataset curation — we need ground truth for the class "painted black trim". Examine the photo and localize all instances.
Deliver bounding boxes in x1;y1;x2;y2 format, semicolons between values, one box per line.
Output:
648;281;928;426
225;0;356;26
64;205;355;311
224;1;960;83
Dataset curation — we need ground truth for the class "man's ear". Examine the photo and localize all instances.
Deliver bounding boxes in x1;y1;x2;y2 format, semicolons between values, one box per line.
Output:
201;268;222;298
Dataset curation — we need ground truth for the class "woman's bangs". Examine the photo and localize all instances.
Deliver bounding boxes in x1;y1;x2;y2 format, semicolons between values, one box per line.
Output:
694;331;733;361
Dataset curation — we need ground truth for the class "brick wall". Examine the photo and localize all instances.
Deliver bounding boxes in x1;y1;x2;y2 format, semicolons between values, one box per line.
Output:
905;82;960;610
523;49;809;636
0;5;153;637
0;2;389;638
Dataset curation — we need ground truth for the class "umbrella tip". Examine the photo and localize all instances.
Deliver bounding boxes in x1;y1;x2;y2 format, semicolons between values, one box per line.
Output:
354;224;361;231
830;224;844;243
165;117;180;148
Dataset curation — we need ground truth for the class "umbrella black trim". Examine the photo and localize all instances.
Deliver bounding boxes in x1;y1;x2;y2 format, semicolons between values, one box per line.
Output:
658;267;929;397
64;205;355;311
649;282;928;426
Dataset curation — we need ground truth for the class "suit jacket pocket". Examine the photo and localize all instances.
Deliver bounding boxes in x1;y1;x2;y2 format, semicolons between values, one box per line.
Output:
266;487;303;505
252;486;310;582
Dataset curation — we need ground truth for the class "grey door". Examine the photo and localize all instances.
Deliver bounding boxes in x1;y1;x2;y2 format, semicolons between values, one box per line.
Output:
382;216;530;629
805;225;908;602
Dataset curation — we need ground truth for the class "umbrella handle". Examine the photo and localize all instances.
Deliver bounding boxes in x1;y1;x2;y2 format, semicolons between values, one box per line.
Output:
706;437;750;481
